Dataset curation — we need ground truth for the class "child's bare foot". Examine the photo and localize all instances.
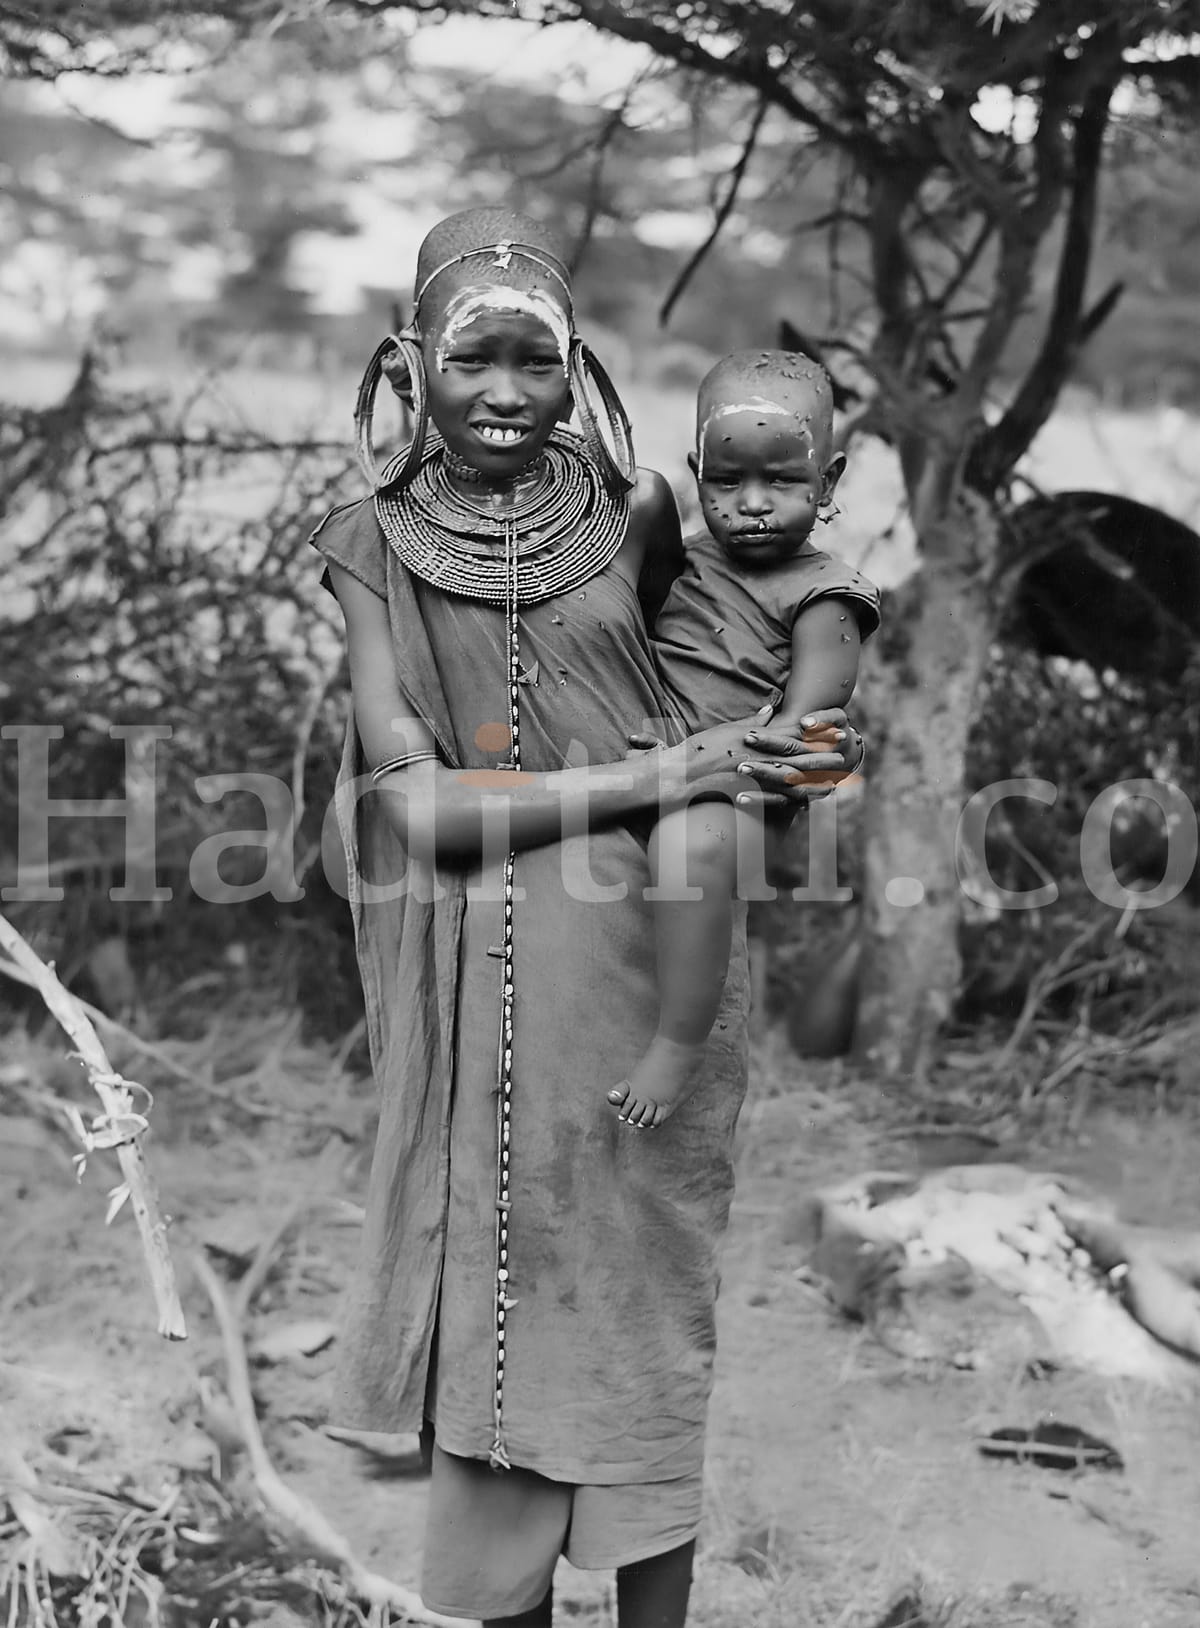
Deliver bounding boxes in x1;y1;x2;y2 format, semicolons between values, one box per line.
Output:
607;1035;706;1130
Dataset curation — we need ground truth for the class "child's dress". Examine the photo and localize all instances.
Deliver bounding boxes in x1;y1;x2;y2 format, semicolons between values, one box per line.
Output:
652;528;881;734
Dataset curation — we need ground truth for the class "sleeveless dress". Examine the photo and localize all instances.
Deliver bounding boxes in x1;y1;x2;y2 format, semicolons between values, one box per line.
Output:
311;498;751;1614
652;529;881;733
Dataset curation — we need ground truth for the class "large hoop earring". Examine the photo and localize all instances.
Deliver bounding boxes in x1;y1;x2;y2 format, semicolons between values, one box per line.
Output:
354;330;428;493
568;339;636;496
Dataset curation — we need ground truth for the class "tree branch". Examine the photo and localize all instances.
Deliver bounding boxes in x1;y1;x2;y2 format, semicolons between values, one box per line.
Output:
658;93;768;326
558;0;883;163
570;78;640;272
936;214;996;314
956;45;1077;418
970;52;1121;490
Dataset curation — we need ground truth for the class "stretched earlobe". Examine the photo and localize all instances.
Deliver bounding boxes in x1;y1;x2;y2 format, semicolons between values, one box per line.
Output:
380;346;414;407
568;338;637;496
355;329;429;493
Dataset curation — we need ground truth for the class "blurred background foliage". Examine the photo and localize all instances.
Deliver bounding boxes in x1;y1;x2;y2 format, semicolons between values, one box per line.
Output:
4;14;1200;395
2;5;1198;1090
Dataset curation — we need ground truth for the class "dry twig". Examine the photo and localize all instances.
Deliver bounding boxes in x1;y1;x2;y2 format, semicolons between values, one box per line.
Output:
191;1252;472;1628
0;912;186;1340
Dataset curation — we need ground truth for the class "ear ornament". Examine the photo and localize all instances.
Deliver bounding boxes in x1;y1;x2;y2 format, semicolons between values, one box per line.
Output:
568;338;636;496
354;327;428;494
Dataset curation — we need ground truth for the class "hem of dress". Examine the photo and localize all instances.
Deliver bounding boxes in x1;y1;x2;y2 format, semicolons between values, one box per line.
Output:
564;1524;703;1573
419;1595;495;1622
421;1523;703;1619
427;1434;707;1489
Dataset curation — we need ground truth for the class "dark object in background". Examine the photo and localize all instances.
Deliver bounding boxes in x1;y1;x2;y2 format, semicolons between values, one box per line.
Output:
1009;490;1200;682
783;915;860;1059
978;1421;1124;1472
870;1594;932;1628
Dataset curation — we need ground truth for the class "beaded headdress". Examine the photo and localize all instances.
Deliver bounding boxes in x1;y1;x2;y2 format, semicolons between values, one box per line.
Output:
412;240;574;323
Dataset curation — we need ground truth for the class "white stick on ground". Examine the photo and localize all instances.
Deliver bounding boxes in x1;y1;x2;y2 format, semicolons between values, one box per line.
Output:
0;912;186;1340
192;1252;476;1628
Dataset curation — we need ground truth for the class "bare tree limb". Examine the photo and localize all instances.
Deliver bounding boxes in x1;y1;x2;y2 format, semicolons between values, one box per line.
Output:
658;93;768;326
955;45;1077;418
936;214;996;314
192;1251;471;1627
570;78;640;273
558;0;882;161
970;58;1121;489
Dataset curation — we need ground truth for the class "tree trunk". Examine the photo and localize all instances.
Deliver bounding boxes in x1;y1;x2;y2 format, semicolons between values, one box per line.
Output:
853;486;1000;1081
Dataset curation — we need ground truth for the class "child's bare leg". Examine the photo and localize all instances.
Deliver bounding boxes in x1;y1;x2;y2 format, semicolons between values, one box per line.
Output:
609;803;751;1130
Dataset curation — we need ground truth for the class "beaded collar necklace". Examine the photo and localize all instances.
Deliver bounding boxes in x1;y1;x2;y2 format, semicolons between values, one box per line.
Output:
373;427;628;606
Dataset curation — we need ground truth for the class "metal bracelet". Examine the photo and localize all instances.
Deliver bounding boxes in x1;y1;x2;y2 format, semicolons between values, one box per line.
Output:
370;751;439;786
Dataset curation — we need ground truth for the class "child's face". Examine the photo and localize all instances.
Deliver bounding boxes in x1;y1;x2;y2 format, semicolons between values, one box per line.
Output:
690;406;843;569
424;300;571;478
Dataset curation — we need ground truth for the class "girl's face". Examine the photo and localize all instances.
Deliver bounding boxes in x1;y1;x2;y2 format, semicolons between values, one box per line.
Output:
690;407;843;570
424;302;571;478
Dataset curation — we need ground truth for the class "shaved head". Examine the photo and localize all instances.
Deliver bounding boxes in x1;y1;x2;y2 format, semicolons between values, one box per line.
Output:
696;348;835;458
414;207;573;337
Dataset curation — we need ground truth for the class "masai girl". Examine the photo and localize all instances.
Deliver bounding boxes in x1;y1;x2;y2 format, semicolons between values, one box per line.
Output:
312;206;863;1628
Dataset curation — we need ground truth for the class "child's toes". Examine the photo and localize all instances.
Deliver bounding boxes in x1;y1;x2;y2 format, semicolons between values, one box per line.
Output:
616;1089;642;1123
608;1084;631;1114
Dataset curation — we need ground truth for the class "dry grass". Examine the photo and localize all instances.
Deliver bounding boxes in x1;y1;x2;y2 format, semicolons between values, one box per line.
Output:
6;1005;1200;1628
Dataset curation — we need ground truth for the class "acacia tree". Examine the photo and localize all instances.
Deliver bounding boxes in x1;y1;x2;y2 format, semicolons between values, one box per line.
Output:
5;0;1199;1075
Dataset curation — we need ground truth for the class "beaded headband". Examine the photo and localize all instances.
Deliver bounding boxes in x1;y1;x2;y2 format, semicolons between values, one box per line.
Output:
412;241;575;325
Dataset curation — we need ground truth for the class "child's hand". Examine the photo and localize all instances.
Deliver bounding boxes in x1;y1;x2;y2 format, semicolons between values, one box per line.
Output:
738;706;863;806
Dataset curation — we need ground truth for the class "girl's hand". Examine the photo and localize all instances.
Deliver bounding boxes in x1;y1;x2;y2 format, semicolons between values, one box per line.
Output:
625;708;865;810
739;706;863;807
656;710;824;807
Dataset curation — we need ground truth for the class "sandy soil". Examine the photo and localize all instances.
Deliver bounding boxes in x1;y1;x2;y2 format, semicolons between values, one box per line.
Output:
3;1022;1199;1628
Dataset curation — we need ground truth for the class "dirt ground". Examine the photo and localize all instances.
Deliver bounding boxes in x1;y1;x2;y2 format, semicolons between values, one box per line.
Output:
3;1016;1200;1628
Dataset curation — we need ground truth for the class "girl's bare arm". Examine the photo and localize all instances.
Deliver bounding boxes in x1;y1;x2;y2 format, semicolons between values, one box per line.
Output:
627;468;686;628
330;561;758;862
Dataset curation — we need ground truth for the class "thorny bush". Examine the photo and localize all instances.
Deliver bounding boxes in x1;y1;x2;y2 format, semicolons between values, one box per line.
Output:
0;352;365;1031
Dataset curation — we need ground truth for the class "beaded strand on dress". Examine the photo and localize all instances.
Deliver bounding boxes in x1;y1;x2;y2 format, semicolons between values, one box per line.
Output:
490;513;521;1473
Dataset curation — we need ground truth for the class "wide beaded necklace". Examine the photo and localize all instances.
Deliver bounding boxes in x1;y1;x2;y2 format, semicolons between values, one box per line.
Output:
375;427;629;1471
373;427;628;605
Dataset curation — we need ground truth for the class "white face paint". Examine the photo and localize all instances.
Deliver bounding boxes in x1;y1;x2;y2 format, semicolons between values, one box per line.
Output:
696;398;801;478
433;284;572;375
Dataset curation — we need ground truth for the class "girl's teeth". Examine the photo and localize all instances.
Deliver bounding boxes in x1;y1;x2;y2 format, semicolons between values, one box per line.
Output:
480;426;523;443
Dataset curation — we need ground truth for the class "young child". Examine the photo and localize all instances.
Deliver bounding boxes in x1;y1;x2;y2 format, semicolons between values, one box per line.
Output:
608;348;880;1131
